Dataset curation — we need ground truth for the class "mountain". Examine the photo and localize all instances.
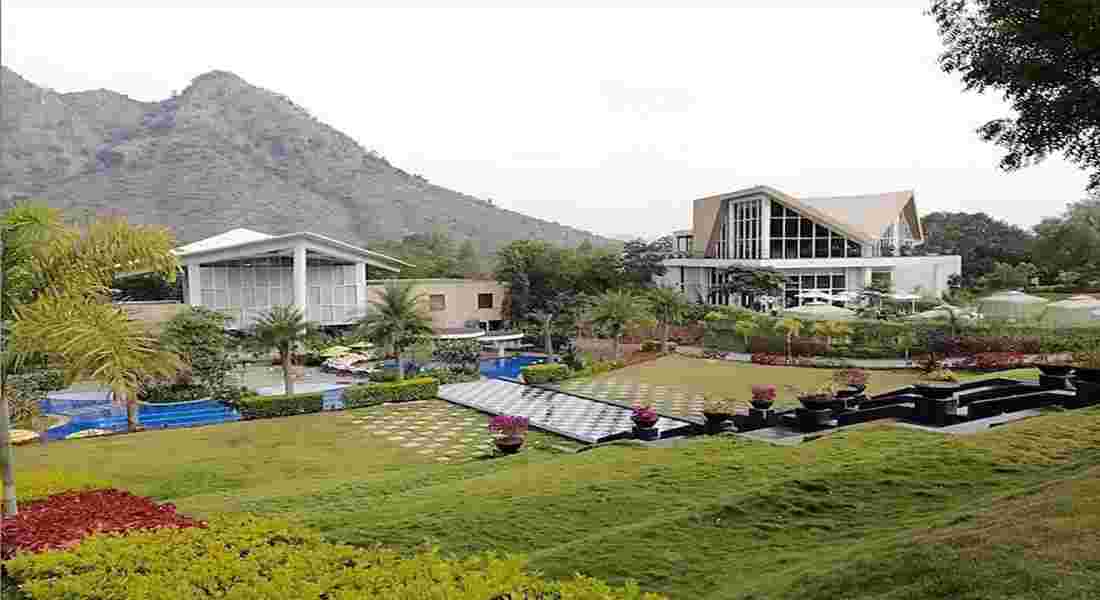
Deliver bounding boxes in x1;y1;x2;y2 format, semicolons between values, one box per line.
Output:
0;67;610;255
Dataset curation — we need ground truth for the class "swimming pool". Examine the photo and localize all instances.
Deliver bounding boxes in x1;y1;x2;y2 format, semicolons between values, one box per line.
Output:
479;355;546;380
40;392;241;441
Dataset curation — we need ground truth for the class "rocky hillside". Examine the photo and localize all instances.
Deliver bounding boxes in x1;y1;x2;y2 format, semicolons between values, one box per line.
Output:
0;67;609;254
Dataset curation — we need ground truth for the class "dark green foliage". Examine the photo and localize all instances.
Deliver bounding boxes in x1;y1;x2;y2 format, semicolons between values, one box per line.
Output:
621;237;672;288
916;211;1035;286
521;363;571;384
418;366;481;385
931;0;1100;190
237;392;325;419
342;377;440;408
716;265;786;296
432;339;480;368
110;272;182;302
159;307;233;397
3;369;65;425
1032;196;1100;283
137;382;207;404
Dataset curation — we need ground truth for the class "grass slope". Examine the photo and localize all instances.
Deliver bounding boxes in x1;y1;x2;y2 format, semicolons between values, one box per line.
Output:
15;396;1099;599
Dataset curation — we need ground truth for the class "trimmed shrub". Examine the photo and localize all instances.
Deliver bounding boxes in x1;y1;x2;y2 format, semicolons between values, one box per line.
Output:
751;353;787;366
789;337;829;357
522;363;572;384
138;382;207;404
342;377;440;408
432;339;481;368
4;515;666;600
237;392;324;419
419;366;481;385
14;469;112;505
1;489;201;559
368;368;402;383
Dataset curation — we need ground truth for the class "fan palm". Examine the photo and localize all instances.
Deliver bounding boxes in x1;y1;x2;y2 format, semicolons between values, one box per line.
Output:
588;290;654;360
356;281;435;381
250;305;316;395
647;287;690;353
2;203;181;515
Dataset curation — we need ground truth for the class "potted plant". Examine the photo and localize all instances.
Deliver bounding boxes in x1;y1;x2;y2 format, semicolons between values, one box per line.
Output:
833;368;869;393
632;405;660;440
1072;351;1100;383
702;397;735;424
794;382;839;410
749;384;776;410
1035;355;1074;377
488;415;529;454
914;368;961;400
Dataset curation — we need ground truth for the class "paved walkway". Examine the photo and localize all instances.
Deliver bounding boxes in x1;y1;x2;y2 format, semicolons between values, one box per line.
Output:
438;379;696;444
551;378;707;425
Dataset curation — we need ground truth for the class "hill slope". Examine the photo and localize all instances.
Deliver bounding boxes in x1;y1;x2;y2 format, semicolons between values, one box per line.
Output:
0;67;610;254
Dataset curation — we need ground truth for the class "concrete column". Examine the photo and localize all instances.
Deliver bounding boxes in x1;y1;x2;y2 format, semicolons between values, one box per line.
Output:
862;268;873;289
186;263;202;306
292;244;308;316
893;216;901;256
760;196;771;259
354;262;367;320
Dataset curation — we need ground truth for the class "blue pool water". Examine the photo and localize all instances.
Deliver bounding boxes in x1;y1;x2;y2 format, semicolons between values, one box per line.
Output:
40;392;241;441
479;356;546;379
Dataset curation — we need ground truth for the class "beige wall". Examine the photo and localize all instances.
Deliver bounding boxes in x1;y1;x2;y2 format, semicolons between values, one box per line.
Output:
117;301;187;331
366;279;508;330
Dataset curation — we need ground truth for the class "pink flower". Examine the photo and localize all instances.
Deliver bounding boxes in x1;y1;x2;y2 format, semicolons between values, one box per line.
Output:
488;415;529;438
751;384;777;401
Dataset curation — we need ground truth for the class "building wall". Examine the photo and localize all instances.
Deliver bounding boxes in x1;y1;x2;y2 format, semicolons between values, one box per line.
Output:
366;279;508;330
117;301;187;331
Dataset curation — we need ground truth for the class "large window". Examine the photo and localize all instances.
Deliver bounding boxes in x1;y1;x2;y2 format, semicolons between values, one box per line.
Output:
782;270;847;307
429;294;446;311
768;204;862;259
728;197;762;259
477;293;493;309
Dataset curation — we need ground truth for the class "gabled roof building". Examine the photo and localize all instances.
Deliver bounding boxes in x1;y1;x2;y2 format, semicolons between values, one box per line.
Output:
658;186;961;308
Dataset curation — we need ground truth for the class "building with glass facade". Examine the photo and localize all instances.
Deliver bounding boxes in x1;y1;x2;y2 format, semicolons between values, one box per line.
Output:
656;186;962;308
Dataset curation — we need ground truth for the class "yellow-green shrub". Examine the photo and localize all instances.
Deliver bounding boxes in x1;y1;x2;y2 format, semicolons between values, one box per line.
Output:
521;363;571;384
15;469;110;504
4;515;665;599
342;377;439;408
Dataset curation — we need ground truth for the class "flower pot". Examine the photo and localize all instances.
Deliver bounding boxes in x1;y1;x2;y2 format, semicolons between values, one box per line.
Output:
835;388;859;400
494;437;525;454
750;399;774;410
1074;367;1100;383
849;383;867;393
1037;364;1073;377
1067;378;1100;408
798;394;833;410
634;426;660;441
632;417;659;429
703;412;732;425
913;382;959;400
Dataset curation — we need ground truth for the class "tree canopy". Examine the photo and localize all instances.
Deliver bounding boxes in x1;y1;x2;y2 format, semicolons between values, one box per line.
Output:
917;211;1034;286
1032;194;1100;283
931;0;1100;190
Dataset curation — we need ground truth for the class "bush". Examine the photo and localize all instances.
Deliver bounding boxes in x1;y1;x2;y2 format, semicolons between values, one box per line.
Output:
0;489;201;559
4;515;665;600
747;336;787;355
419;366;481;385
342;377;440;408
368;368;402;383
4;369;67;424
237;392;324;419
159;307;233;396
13;469;111;505
521;363;572;384
138;382;207;404
433;339;481;368
751;353;787;365
789;337;829;357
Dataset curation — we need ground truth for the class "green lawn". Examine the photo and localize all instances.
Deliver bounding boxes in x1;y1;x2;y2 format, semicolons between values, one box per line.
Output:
14;373;1100;599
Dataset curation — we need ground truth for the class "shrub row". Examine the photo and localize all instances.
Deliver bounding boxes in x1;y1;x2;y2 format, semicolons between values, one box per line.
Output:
1;489;201;560
4;515;665;600
418;366;482;385
237;391;325;419
521;363;572;384
343;377;439;408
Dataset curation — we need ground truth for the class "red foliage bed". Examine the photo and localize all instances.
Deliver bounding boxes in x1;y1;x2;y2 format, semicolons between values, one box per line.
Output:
1;489;203;559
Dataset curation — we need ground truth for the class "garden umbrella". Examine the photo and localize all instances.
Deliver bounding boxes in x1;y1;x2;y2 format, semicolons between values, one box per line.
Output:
1038;296;1100;327
977;290;1049;321
784;303;859;321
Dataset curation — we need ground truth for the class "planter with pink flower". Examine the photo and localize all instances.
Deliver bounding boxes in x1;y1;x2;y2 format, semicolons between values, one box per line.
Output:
631;405;660;440
749;384;777;410
488;415;529;454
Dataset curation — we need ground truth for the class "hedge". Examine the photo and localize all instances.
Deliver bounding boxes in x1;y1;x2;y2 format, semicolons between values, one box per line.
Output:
4;515;666;600
343;377;440;408
418;367;481;385
521;363;572;384
237;392;325;419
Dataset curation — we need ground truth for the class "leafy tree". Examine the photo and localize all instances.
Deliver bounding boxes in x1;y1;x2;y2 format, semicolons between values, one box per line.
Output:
718;265;786;298
811;320;852;350
917;211;1034;286
587;290;654;360
455;239;481;277
647;287;690;353
530;291;576;356
159;307;233;397
774;317;804;362
1032;195;1100;282
621;238;672;287
356;281;435;381
250;305;316;395
494;240;570;319
733;318;758;350
931;0;1100;190
2;204;181;514
979;261;1039;289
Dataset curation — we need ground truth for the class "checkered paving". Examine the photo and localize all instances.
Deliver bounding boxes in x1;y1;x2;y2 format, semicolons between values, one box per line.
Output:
438;379;695;444
552;378;708;425
348;400;497;463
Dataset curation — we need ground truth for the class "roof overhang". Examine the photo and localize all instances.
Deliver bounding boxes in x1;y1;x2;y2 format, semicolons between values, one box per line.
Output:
176;231;411;273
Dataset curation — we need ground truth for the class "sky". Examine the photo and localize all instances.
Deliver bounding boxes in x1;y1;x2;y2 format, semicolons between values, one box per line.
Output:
2;0;1091;239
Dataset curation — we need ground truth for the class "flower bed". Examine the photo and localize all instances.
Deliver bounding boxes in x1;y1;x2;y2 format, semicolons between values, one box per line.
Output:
0;489;202;559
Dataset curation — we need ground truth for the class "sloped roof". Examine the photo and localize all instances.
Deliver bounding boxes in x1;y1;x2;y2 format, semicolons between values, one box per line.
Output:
799;191;918;241
174;228;273;254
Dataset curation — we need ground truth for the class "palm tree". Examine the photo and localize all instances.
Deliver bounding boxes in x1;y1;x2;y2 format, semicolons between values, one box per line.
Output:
647;287;689;353
733;317;758;350
812;320;852;350
2;203;181;514
250;305;315;395
775;317;804;362
587;290;654;360
356;281;434;381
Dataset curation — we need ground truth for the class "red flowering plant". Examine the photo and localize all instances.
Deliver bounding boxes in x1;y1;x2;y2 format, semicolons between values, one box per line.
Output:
631;405;659;428
832;368;870;389
0;489;203;559
750;384;777;410
488;415;529;442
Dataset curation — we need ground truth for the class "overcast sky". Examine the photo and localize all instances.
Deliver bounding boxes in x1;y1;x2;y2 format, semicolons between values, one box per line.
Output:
3;0;1091;238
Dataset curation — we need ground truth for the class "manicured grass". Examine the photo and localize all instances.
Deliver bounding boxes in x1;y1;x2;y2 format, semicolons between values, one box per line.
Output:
13;365;1099;599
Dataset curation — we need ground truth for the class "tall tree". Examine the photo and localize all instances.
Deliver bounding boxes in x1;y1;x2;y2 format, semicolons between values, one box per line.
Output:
917;211;1034;286
250;306;315;395
587;290;654;360
455;239;481;277
931;0;1100;190
494;240;570;319
621;237;672;288
356;281;435;381
647;287;690;353
1032;195;1100;282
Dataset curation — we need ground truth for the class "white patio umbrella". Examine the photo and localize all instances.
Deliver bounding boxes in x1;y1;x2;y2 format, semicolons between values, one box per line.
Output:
977;290;1050;321
784;303;859;321
888;293;921;313
1038;295;1100;327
